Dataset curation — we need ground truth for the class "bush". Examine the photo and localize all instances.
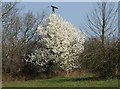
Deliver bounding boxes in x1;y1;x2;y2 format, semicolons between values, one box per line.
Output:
80;38;119;78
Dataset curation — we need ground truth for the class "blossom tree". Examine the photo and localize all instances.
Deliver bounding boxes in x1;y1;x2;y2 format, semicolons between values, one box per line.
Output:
25;13;85;75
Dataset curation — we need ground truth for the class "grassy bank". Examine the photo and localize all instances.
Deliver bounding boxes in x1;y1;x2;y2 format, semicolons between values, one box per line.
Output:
3;77;119;87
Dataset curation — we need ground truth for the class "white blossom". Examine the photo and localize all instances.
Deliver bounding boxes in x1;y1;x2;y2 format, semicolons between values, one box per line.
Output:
26;13;85;72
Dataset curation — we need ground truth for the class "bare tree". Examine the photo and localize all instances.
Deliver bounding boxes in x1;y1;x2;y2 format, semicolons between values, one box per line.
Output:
2;2;19;74
80;2;119;77
2;2;17;17
83;2;118;45
2;2;46;77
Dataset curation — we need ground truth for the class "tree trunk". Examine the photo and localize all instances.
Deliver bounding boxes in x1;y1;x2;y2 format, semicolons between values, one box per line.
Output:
115;64;118;76
66;71;70;77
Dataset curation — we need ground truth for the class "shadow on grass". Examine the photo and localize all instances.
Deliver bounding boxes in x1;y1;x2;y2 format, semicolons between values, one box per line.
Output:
53;76;116;83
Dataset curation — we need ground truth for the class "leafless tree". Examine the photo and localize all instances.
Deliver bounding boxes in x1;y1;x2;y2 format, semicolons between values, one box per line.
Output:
84;2;117;47
80;2;119;77
2;2;46;77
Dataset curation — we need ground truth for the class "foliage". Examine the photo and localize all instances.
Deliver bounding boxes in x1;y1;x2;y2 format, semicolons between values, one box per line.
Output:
80;38;119;77
26;13;85;73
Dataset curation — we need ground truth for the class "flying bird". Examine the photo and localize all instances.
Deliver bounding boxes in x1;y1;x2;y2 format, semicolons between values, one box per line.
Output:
51;5;58;13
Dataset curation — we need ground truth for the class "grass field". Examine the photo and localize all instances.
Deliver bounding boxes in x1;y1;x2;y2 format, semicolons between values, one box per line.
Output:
3;76;119;87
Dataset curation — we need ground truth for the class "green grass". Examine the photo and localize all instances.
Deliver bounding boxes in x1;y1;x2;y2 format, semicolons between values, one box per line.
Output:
3;76;119;87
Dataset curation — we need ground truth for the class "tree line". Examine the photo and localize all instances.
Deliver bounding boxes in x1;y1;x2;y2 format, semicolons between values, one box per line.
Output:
2;2;120;81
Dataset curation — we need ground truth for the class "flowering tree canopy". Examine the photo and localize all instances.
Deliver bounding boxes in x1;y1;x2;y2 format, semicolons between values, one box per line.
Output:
25;13;85;72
